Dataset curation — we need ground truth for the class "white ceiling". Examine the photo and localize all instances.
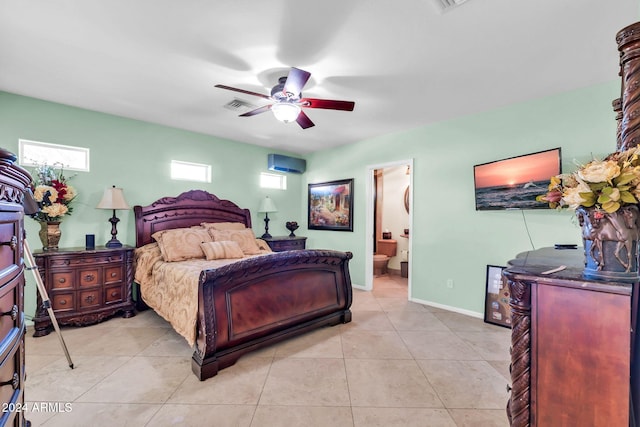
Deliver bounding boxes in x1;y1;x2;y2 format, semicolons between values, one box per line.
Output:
0;0;637;155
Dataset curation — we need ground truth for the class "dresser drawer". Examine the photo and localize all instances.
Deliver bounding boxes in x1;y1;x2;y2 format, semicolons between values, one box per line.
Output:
52;293;75;312
0;214;20;280
0;332;22;415
51;271;73;290
104;285;123;304
79;268;101;287
104;266;123;285
79;289;102;309
0;275;21;342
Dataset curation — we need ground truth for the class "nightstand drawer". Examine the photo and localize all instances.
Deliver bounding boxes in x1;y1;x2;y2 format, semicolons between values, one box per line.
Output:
51;271;73;290
105;285;123;304
52;293;75;312
263;236;307;252
79;290;102;309
104;266;123;284
79;268;101;287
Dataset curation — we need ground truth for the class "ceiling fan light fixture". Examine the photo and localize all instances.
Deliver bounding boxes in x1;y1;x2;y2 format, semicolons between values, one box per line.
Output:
271;103;300;123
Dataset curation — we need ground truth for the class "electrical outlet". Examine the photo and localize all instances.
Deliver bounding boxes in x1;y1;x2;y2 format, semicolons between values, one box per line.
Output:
446;279;454;288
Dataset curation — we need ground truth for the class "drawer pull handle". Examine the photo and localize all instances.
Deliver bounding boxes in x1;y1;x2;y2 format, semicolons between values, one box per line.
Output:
111;291;118;297
85;295;95;304
0;373;19;390
1;305;18;321
84;274;95;282
0;236;17;251
110;272;117;278
58;278;66;284
59;299;67;305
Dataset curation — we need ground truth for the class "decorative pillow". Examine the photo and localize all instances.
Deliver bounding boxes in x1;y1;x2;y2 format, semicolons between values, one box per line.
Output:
200;241;245;260
151;227;212;262
201;222;246;231
255;238;273;252
208;229;262;255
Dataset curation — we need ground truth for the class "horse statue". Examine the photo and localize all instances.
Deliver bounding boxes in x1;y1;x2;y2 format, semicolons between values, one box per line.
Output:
577;205;640;272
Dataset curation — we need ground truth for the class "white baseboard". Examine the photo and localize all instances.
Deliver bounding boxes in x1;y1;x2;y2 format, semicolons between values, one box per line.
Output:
410;296;483;319
352;283;483;319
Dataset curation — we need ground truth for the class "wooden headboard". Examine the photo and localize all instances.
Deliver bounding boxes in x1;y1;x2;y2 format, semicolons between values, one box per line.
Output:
133;190;252;247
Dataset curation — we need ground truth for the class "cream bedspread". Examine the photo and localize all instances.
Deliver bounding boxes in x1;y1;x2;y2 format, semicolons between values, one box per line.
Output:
133;243;271;346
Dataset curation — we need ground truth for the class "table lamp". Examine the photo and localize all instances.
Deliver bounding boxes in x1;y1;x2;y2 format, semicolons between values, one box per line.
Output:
257;196;277;239
96;185;130;247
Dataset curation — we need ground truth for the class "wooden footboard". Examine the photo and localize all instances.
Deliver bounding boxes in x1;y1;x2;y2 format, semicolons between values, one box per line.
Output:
191;249;353;380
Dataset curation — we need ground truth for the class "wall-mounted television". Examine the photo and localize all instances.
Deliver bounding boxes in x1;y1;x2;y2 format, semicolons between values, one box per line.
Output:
474;147;561;211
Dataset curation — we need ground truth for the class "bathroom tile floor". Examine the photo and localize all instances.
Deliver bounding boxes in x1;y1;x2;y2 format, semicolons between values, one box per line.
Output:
23;274;511;426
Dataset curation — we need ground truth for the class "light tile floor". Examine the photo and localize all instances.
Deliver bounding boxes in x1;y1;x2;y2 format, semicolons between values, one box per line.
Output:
24;275;511;426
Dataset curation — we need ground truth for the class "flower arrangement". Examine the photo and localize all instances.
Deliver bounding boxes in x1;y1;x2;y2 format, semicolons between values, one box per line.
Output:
30;162;77;222
537;145;640;214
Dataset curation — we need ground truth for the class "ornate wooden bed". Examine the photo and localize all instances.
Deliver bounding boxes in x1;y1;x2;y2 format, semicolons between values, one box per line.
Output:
133;190;353;380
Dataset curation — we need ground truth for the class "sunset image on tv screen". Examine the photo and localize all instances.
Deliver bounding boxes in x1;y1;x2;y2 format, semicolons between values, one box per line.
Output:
474;148;560;210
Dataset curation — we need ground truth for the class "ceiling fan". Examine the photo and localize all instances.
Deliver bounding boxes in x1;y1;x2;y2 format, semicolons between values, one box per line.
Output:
215;67;355;129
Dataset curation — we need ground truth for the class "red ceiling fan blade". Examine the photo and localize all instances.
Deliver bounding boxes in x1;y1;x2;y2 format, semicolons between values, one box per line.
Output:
283;68;311;96
296;110;315;129
239;104;272;117
215;84;271;100
300;98;355;111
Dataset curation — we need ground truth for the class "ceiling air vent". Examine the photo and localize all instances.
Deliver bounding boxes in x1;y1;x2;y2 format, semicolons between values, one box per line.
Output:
433;0;469;13
223;98;256;112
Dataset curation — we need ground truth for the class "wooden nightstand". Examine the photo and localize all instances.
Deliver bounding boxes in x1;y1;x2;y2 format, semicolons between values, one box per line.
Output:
262;236;307;252
32;246;135;337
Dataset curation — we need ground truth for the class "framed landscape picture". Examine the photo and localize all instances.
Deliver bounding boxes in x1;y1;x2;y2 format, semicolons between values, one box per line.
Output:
308;178;353;231
484;265;512;328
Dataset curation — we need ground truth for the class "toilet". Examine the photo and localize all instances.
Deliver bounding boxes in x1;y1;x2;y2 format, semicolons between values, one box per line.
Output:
373;239;397;276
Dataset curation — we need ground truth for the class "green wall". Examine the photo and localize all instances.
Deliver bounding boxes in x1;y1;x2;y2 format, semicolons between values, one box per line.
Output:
306;81;620;315
0;80;623;321
0;91;305;320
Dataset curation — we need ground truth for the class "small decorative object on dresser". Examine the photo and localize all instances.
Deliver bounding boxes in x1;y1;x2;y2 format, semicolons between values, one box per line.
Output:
261;235;307;252
32;246;136;337
285;221;299;237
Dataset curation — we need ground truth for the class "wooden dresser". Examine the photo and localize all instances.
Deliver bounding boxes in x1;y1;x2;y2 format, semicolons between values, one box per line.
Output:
0;149;31;427
261;236;307;252
504;247;638;426
32;246;135;337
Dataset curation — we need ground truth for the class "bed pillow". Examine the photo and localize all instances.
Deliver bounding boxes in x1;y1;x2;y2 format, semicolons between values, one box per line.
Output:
255;238;273;252
208;229;262;255
200;241;245;260
201;222;246;231
151;227;213;262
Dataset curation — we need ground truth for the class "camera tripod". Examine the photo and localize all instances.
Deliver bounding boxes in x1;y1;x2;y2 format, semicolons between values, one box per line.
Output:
24;239;74;369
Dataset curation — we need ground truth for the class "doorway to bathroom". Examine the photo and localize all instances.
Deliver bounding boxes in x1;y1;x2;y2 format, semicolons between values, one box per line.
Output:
364;159;413;297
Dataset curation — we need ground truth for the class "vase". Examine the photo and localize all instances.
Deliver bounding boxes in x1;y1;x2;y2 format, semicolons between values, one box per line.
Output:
286;221;299;237
576;205;640;281
38;221;61;251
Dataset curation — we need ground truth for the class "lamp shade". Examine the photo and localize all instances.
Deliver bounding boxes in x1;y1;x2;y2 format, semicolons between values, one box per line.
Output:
96;186;130;210
258;196;277;213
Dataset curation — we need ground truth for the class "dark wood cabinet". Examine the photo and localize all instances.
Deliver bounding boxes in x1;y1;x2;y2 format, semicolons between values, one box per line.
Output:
32;246;135;337
0;149;31;427
262;236;307;252
504;248;637;426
